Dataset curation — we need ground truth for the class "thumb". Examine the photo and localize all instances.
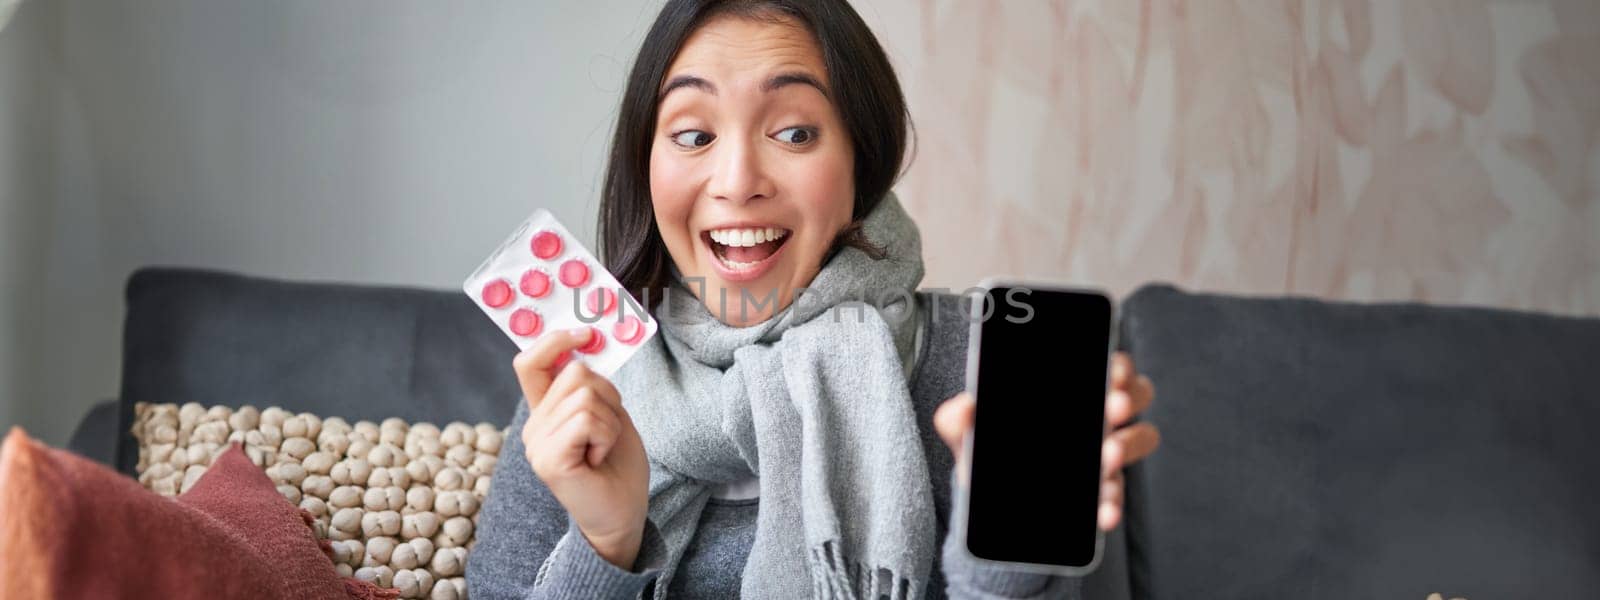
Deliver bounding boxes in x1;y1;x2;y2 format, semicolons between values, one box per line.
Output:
934;392;976;456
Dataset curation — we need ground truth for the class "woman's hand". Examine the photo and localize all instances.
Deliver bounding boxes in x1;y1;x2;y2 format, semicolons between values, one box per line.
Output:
515;328;650;570
934;352;1160;531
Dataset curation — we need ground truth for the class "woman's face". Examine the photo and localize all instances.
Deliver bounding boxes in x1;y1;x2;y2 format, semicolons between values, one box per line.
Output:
649;14;855;327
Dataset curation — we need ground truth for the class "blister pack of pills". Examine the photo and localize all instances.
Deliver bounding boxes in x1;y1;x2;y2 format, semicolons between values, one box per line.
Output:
462;209;657;377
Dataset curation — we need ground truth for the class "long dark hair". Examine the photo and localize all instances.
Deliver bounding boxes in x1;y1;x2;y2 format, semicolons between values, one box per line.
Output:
597;0;911;309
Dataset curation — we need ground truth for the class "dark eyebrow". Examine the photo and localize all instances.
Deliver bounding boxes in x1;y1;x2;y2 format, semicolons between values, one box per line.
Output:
659;75;715;101
658;71;829;101
762;71;828;98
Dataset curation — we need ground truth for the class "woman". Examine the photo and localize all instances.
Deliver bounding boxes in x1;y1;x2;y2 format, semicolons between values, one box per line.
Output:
468;1;1160;598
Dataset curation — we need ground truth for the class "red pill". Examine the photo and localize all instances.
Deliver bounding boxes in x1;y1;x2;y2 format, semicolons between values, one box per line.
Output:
531;230;563;259
576;327;606;354
559;259;590;287
550;351;573;372
520;268;552;298
481;279;513;308
586;287;617;317
509;308;542;337
613;316;646;345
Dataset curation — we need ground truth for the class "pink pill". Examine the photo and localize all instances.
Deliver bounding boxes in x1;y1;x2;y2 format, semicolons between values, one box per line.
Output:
586;287;617;317
509;308;542;337
559;259;590;287
613;316;646;345
520;268;552;299
576;326;606;354
531;231;563;260
550;351;572;372
481;279;513;308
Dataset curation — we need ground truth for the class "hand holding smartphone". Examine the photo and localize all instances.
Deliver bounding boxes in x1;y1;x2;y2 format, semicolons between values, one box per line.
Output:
953;279;1116;576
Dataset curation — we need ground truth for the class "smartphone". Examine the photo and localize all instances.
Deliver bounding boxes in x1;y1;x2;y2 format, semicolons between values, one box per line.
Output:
952;279;1116;576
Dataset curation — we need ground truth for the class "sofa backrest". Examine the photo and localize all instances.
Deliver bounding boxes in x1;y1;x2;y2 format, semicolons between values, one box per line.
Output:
1117;284;1600;599
120;268;1599;597
114;267;1146;598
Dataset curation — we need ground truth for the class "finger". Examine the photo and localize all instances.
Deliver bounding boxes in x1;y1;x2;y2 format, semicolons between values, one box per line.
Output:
528;400;616;475
543;360;626;417
582;408;620;468
1102;436;1123;478
544;366;632;447
541;360;594;419
1106;388;1135;427
1106;373;1154;426
513;328;597;411
547;386;623;437
549;394;620;470
552;408;616;470
1109;422;1161;466
531;385;623;459
1100;469;1124;508
1128;374;1155;417
1099;500;1121;531
934;392;976;455
538;360;628;434
1110;352;1133;389
1100;470;1125;531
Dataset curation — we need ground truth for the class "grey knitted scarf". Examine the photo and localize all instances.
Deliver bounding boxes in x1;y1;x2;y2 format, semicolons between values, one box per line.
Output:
614;193;936;599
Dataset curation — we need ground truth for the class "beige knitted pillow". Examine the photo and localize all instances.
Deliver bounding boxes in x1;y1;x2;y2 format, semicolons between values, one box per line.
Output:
132;402;506;600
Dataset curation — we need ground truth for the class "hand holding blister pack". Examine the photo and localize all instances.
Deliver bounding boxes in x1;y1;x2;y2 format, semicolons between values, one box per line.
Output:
462;209;657;377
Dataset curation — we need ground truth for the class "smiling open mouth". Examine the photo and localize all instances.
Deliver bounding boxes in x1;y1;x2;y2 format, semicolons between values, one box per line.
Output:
704;227;791;272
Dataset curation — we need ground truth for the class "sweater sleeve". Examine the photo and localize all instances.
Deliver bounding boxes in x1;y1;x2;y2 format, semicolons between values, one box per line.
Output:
466;400;666;600
938;469;1085;599
528;518;668;599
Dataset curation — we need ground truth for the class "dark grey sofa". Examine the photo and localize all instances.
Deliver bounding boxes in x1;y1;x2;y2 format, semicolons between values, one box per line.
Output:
68;267;1600;599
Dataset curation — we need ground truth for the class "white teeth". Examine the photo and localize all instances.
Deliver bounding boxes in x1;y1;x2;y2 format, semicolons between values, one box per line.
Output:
720;258;760;271
708;227;788;247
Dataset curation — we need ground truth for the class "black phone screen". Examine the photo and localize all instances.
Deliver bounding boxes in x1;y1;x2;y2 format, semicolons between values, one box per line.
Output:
965;286;1112;568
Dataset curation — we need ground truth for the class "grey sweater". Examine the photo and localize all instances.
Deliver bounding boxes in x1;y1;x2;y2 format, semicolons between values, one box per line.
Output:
467;293;1091;599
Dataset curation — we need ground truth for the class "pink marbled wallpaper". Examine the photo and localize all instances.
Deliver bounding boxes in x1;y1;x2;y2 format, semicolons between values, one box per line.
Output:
861;0;1599;316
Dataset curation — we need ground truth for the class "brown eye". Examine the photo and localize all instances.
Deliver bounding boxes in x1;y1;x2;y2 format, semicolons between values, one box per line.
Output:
774;126;816;146
671;130;714;148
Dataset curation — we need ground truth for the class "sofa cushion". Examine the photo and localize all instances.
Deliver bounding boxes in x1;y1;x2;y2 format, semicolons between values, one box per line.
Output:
1118;284;1600;598
131;401;494;598
0;428;362;599
116;267;521;476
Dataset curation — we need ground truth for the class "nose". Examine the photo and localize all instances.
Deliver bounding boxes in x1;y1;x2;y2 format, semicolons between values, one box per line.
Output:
706;134;775;204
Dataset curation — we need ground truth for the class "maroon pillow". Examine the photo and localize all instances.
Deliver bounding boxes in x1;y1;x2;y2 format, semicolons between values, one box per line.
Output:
0;428;395;599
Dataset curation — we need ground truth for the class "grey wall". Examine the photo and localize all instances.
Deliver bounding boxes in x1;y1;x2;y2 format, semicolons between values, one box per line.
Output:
1;0;61;445
1;0;665;446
